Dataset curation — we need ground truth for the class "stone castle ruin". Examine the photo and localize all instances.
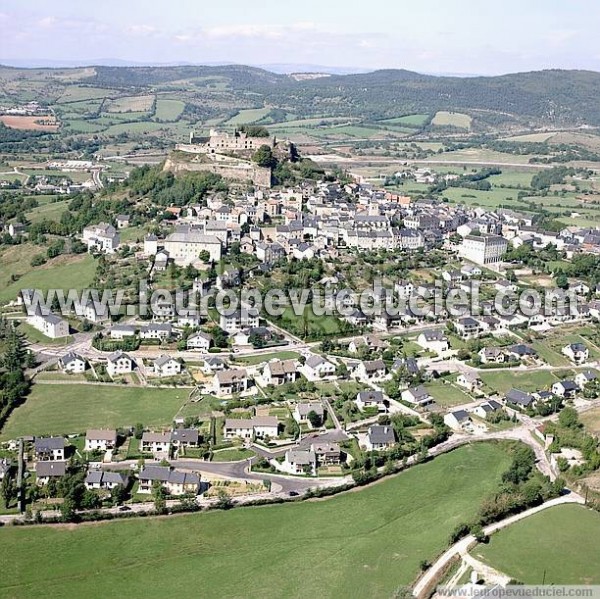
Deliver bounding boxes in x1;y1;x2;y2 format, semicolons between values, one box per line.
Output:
167;128;276;188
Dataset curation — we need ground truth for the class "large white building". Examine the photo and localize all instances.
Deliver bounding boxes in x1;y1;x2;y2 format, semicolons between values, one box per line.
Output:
82;223;120;254
459;233;507;266
164;228;222;265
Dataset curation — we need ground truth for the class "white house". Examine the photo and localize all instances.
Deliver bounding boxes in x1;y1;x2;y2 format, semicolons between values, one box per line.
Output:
401;385;433;406
138;466;200;496
140;432;171;456
35;461;66;486
263;359;299;386
293;402;325;424
417;330;449;354
85;470;128;491
85;429;117;452
364;426;395;451
186;332;213;351
282;450;316;475
472;399;503;419
575;370;597;389
304;356;336;379
456;372;482;392
213;368;248;397
82;222;119;254
355;390;387;412
153;355;182;377
106;351;133;377
562;343;589;364
34;437;65;461
58;352;86;374
444;410;472;431
355;359;387;382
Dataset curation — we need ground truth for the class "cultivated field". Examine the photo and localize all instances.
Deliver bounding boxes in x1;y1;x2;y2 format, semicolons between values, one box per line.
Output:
0;115;59;131
0;444;511;598
105;95;155;113
431;111;472;129
474;504;600;584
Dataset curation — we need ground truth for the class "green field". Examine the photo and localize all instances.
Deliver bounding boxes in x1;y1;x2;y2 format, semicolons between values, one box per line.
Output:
0;443;511;599
225;107;271;125
425;381;473;407
0;248;96;304
154;98;185;121
211;447;256;462
475;504;600;584
480;370;558;394
380;114;430;127
236;350;300;366
26;199;71;223
432;111;472;129
0;384;189;439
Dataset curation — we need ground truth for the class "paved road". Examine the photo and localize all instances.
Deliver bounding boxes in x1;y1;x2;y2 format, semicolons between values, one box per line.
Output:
412;493;585;598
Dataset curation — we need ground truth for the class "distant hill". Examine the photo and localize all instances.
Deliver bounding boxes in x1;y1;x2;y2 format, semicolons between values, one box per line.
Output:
2;63;600;131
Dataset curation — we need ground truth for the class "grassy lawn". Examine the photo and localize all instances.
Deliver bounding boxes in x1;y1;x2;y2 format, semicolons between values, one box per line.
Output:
0;249;96;304
0;443;511;599
236;350;300;366
15;322;73;346
530;341;571;367
211;448;255;462
581;406;600;436
480;370;558;394
474;504;600;584
425;381;473;407
0;384;189;439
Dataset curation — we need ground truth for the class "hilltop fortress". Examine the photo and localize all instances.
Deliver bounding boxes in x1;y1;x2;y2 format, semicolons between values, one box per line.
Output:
165;128;277;188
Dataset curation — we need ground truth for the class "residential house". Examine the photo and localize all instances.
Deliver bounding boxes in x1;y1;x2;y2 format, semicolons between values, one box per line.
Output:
34;437;65;461
456;372;482;392
505;388;534;408
417;330;449;354
478;346;505;364
58;352;86;374
310;442;342;465
304;356;336;379
85;470;128;491
35;461;66;486
186;332;213;351
85;429;117;452
355;390;387;412
472;400;503;419
364;425;396;451
293;402;325;424
139;323;172;341
140;432;171;457
263;359;299;386
455;317;481;340
282;450;316;475
575;370;597;389
401;385;433;407
551;380;579;399
213;368;248;397
138;466;200;496
153;355;182;377
444;410;472;431
106;351;133;377
506;344;537;361
219;308;260;333
170;428;200;449
562;343;589;364
223;417;278;439
82;222;120;254
109;324;137;340
355;359;387;382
